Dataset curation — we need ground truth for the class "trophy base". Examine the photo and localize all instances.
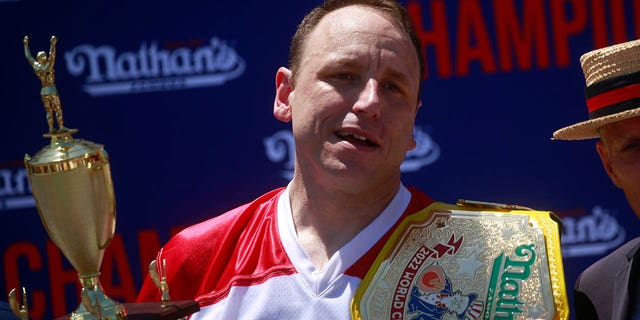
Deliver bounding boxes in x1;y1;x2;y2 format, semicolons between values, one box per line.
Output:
43;128;78;138
54;300;200;320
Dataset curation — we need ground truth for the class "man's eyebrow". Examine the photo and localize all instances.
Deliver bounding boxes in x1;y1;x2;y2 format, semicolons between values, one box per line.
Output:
383;68;417;87
324;55;364;68
384;68;411;79
620;135;640;146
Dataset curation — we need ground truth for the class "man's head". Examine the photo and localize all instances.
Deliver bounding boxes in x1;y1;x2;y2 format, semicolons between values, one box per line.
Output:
553;39;640;219
289;0;424;90
273;2;422;192
596;116;640;220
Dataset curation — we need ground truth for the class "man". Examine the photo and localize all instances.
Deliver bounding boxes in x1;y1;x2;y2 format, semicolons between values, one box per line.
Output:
553;39;640;320
137;1;433;318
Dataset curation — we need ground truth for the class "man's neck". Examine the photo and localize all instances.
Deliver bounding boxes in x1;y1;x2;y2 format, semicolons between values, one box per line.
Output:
287;177;400;269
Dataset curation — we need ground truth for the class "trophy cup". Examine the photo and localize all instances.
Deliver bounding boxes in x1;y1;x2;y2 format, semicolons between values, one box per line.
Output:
16;35;200;320
22;35;125;320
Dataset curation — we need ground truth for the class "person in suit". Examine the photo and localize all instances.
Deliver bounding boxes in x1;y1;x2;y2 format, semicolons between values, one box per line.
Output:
553;39;640;320
0;301;20;320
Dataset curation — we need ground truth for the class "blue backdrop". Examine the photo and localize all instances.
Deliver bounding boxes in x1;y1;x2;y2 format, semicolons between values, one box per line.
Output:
1;0;639;318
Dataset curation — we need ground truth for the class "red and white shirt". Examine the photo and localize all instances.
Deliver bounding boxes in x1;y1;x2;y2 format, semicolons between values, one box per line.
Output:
137;185;433;319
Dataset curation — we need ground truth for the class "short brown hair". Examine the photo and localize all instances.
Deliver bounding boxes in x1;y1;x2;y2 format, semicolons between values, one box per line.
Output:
289;0;424;84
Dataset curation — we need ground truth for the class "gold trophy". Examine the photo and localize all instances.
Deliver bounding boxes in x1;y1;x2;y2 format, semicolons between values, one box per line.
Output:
22;35;126;320
15;35;200;320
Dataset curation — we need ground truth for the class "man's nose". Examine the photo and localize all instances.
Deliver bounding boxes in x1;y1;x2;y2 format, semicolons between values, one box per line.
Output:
352;79;381;119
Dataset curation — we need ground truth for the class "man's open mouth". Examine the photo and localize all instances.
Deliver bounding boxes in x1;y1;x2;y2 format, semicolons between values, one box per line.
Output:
336;132;377;147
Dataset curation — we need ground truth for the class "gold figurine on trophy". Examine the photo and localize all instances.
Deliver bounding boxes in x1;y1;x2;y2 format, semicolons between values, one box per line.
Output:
23;35;73;135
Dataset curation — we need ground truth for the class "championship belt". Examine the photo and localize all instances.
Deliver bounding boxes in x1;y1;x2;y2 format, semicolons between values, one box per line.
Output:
351;200;569;320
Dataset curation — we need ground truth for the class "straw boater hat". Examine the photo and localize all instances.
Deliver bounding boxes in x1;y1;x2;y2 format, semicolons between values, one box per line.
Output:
553;39;640;140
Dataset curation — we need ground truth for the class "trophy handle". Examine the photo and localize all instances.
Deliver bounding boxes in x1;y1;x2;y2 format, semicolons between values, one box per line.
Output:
8;287;29;320
95;149;116;250
149;259;172;307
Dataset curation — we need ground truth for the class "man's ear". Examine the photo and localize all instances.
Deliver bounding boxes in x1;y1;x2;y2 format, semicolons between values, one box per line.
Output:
406;100;422;151
407;133;417;151
596;140;623;188
273;67;293;123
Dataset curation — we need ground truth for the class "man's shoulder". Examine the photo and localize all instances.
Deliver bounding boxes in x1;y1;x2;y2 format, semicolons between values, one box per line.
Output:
583;237;640;273
577;236;640;290
405;186;434;209
574;237;640;318
165;188;285;250
138;187;291;303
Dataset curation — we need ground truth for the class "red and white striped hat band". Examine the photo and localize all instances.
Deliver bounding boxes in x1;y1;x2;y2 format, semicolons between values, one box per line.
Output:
553;39;640;141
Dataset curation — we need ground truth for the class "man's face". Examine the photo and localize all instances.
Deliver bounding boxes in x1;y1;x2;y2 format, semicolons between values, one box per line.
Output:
274;5;421;191
597;116;640;220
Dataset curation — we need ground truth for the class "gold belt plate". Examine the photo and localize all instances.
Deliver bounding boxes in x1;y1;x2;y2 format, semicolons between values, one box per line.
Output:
351;201;569;320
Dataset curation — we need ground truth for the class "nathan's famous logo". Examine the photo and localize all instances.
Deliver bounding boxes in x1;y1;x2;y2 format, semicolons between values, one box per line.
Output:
390;234;484;320
0;164;35;211
484;244;536;319
64;37;245;96
560;206;626;258
263;125;440;179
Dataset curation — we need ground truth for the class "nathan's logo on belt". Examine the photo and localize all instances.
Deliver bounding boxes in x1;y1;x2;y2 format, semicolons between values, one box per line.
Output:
485;244;535;319
352;202;569;320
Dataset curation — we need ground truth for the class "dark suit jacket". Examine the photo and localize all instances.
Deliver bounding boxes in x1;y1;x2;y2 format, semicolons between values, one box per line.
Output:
574;237;640;320
0;301;19;320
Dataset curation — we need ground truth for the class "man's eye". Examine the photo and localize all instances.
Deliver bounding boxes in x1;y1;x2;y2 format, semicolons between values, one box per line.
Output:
334;73;355;80
383;82;404;94
622;141;640;152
